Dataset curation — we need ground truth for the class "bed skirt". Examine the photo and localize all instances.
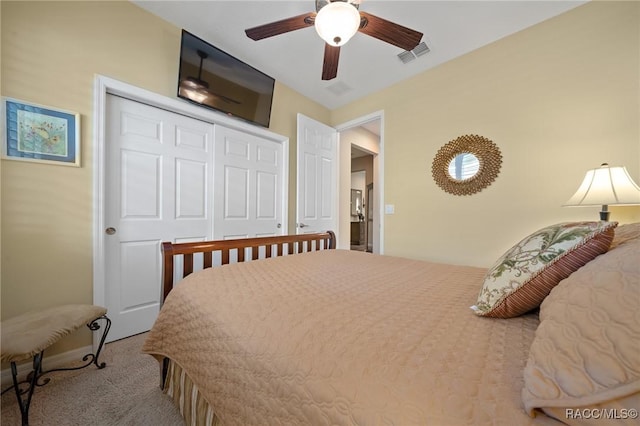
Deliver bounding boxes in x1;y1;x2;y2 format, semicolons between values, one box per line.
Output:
164;358;221;426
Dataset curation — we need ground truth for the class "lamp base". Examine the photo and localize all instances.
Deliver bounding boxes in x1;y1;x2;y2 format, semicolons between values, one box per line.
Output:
599;205;610;222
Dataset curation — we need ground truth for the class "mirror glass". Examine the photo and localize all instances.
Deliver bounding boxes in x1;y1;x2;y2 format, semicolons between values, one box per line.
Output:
447;153;480;181
350;189;362;217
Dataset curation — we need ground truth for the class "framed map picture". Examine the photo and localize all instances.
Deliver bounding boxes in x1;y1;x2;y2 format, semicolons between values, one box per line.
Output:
2;97;80;167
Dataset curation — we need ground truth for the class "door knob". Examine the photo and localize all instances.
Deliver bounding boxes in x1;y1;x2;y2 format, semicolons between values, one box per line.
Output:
105;227;116;235
298;223;307;228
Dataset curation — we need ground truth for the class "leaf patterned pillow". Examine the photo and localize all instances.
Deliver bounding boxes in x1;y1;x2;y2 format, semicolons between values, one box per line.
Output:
471;221;617;318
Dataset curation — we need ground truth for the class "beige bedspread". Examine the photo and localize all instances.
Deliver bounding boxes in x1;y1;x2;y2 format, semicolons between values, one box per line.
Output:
143;249;561;425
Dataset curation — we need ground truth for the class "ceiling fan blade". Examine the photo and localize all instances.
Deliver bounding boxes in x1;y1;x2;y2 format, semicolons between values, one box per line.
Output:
245;13;315;41
322;44;340;80
358;11;422;51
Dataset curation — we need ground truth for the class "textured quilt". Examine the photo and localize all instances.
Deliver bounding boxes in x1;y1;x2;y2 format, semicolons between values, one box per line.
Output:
142;249;560;425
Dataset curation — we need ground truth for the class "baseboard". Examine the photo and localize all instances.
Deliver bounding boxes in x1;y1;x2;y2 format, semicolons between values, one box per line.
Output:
1;345;92;389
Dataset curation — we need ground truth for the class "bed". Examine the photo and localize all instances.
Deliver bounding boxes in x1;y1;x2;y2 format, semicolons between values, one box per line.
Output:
142;223;640;426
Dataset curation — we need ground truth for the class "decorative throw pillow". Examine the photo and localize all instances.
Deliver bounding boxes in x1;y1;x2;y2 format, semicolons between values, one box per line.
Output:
471;221;617;318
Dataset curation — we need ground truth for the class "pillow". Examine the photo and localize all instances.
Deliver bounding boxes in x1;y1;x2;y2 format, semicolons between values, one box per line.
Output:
522;230;640;424
608;222;640;251
471;221;617;318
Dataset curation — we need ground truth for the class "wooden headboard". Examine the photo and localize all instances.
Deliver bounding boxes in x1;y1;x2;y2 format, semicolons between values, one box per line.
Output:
160;231;336;303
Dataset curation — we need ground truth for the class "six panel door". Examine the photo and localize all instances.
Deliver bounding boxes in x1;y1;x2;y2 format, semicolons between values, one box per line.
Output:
105;95;214;341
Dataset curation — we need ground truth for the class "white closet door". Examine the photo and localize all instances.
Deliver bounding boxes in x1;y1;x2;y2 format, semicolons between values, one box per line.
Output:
104;95;213;342
213;125;284;240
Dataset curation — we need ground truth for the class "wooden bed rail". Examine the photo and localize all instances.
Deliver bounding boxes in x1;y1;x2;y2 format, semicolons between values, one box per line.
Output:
161;231;336;304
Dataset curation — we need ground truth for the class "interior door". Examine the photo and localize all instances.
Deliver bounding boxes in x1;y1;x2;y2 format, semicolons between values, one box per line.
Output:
213;125;284;239
296;113;338;235
105;95;213;342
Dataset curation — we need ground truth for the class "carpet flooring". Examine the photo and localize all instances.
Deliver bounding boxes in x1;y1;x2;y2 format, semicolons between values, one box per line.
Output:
1;332;184;425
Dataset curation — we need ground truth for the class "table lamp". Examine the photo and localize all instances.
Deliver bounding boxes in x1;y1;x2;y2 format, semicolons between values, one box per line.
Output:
564;163;640;221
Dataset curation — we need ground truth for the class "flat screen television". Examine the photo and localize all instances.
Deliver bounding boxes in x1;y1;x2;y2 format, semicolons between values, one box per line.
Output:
178;30;275;128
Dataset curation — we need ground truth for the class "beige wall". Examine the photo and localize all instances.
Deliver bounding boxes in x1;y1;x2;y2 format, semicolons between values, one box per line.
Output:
332;1;640;267
351;156;374;187
0;0;329;356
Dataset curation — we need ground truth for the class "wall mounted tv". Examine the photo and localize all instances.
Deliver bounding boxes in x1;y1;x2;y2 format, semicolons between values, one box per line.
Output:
178;30;275;128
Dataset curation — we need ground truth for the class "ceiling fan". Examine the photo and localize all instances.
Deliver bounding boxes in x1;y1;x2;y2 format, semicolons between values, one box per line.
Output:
245;0;423;80
179;49;241;105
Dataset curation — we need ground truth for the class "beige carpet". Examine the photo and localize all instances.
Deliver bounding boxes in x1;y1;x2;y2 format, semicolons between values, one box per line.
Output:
1;333;184;426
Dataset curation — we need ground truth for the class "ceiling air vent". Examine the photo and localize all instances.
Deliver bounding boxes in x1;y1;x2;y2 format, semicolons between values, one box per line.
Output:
326;81;352;96
398;41;430;64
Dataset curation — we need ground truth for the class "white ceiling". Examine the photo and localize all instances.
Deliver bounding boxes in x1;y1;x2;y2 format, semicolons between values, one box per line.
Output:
132;0;586;110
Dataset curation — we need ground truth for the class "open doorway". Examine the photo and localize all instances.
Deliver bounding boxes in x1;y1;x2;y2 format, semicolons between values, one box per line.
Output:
338;115;382;253
350;154;372;251
350;168;367;251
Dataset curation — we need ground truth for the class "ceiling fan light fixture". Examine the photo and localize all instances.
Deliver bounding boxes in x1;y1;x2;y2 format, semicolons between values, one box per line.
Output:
178;84;209;103
182;77;209;90
314;1;360;47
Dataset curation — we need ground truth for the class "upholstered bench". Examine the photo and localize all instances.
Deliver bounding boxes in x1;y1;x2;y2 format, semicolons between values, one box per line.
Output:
1;304;111;426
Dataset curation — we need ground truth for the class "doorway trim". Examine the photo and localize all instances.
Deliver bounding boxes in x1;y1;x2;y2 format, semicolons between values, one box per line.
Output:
92;75;289;333
335;110;385;254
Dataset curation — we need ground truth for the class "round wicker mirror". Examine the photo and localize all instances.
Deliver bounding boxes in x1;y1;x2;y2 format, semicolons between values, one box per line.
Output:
431;134;502;196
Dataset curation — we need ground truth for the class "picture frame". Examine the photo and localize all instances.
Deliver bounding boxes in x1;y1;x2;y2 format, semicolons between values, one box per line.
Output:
2;97;80;167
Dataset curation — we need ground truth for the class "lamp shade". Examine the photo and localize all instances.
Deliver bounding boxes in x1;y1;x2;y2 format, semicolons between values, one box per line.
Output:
564;163;640;207
314;1;360;47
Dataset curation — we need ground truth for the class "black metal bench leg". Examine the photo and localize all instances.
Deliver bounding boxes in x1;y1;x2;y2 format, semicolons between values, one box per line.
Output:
10;351;43;426
88;314;111;369
39;315;111;376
